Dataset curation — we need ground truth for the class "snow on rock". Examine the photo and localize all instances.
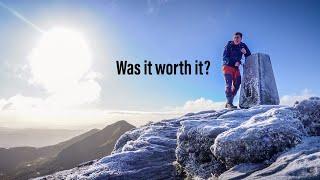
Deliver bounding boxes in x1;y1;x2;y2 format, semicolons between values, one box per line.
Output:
35;98;320;180
212;107;306;168
293;97;320;136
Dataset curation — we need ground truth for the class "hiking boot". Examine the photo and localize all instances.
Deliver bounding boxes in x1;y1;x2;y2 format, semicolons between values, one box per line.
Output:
225;103;237;110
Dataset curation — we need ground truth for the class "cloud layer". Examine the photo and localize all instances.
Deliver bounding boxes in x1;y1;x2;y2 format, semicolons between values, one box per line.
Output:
280;89;315;106
0;90;317;129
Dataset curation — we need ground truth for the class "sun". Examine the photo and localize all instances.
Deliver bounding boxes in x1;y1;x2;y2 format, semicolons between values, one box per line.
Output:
29;27;92;92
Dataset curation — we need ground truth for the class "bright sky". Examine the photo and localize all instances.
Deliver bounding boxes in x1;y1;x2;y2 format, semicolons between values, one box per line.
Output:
0;0;319;129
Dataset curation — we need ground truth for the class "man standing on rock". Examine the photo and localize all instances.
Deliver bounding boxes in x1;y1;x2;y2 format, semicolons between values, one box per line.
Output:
223;32;251;109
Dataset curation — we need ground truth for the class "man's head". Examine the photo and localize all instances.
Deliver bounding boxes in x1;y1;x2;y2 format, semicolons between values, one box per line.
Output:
233;32;242;45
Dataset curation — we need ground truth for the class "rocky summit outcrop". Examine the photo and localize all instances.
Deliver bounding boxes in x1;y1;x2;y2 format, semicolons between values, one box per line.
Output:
219;136;320;180
36;97;320;180
294;96;320;136
212;107;305;168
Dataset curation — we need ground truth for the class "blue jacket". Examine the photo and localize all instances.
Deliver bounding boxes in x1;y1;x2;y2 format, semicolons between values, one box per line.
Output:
223;41;251;67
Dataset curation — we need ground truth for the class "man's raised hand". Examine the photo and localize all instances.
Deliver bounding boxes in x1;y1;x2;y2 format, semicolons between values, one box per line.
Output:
241;48;247;54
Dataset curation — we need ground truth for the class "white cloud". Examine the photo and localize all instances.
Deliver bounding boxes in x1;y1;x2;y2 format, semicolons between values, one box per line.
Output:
0;94;43;111
2;84;317;129
0;97;225;129
0;99;7;110
98;98;225;128
168;97;225;114
280;89;315;105
43;80;101;109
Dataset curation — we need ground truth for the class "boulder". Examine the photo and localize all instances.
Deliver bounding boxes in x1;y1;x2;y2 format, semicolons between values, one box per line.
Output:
175;110;231;179
245;136;320;179
218;137;320;180
218;163;265;180
176;117;228;179
212;107;305;167
175;106;279;179
294;97;320;136
239;53;280;108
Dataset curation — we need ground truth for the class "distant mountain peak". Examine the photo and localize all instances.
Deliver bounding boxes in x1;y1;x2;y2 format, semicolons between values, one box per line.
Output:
1;121;135;179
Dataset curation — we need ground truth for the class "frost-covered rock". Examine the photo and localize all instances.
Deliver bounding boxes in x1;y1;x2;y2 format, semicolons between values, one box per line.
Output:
218;163;265;180
294;97;320;136
175;106;279;178
239;53;280;108
212;107;305;167
175;111;230;179
246;136;320;179
218;136;320;180
35;98;320;180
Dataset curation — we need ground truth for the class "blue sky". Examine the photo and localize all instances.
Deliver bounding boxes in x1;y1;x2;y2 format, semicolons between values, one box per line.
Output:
0;0;319;128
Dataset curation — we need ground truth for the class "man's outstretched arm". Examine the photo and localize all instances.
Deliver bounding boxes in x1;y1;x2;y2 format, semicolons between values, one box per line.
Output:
243;43;251;57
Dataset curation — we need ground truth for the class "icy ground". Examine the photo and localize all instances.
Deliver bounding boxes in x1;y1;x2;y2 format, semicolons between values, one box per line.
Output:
35;97;320;180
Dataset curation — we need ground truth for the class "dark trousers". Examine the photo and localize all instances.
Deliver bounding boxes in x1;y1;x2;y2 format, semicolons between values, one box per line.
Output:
222;65;241;104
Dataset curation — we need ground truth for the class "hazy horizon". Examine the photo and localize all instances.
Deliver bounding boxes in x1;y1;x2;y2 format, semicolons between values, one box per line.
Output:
0;127;85;148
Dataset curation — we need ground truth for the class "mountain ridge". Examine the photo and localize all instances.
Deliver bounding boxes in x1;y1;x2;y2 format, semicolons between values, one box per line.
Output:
0;121;135;180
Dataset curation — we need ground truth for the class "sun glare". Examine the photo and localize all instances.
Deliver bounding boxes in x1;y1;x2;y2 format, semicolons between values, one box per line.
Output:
29;27;92;92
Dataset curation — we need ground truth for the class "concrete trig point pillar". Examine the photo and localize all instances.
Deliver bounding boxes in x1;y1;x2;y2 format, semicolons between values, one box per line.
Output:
239;53;280;108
